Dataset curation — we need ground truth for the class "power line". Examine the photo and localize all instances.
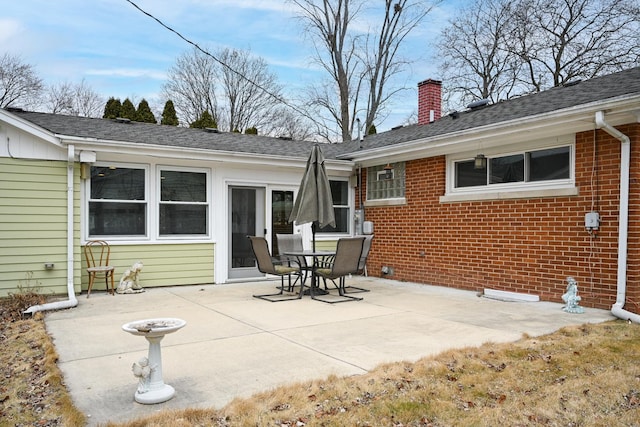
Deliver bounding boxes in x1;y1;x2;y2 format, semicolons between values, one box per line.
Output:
124;0;322;131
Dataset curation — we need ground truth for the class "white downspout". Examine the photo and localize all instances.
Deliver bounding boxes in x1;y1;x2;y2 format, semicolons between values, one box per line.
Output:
595;111;640;324
24;144;79;314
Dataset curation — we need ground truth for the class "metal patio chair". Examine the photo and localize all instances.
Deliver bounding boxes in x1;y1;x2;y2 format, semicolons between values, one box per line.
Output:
276;233;309;289
249;236;302;302
313;236;365;303
340;234;374;294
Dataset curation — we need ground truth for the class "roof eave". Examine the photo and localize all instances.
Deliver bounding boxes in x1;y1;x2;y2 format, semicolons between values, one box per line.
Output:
57;135;354;173
342;94;640;166
0;109;62;146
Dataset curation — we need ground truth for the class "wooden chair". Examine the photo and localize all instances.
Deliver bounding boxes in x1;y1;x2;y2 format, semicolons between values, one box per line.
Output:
314;236;365;303
249;236;302;302
84;240;115;298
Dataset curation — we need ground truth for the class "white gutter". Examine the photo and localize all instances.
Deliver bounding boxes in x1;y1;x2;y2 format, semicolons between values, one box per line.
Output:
24;144;78;314
595;111;639;324
57;135;354;173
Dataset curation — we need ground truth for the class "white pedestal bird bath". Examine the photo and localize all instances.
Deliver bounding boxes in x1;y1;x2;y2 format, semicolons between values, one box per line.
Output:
122;318;186;404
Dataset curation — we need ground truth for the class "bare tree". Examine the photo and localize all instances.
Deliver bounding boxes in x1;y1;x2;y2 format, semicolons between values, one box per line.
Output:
45;81;74;114
0;53;44;109
73;79;104;117
437;0;640;110
261;106;318;141
361;1;437;136
44;79;103;117
292;0;438;142
293;0;363;142
217;48;283;133
437;0;523;108
162;47;285;133
509;0;640;90
162;47;219;127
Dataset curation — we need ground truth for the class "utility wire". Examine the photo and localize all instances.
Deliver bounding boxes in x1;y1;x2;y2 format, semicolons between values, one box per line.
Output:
124;0;323;131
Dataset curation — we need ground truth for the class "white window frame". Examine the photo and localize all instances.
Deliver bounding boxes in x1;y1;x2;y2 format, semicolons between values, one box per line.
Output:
441;135;577;202
157;165;211;240
317;179;352;235
84;163;214;242
86;162;150;241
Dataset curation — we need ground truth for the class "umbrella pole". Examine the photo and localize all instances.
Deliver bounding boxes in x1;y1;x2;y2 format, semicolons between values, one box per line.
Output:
312;222;316;252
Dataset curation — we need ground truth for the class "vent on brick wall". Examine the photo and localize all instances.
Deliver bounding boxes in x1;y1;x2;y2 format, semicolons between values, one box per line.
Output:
483;288;540;302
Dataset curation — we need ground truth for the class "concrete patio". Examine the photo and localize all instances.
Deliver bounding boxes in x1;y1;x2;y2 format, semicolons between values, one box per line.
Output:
44;277;615;426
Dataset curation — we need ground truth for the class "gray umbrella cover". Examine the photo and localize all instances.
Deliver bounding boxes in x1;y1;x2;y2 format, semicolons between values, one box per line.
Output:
289;145;336;229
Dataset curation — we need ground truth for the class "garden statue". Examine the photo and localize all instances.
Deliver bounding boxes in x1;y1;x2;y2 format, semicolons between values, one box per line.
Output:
561;276;585;314
116;261;144;294
131;357;154;393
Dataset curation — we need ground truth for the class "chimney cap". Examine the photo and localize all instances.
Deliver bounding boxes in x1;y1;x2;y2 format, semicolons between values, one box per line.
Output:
418;79;442;87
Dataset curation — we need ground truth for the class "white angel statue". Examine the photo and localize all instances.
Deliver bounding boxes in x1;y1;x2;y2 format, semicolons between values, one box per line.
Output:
132;356;153;393
117;261;144;294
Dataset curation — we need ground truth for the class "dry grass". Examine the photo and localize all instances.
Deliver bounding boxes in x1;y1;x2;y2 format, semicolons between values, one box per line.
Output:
105;321;640;427
0;291;86;427
2;289;639;426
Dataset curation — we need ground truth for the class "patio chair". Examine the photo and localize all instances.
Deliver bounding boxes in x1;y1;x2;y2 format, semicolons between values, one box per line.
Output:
341;234;374;294
249;236;302;302
313;236;365;303
276;233;308;288
358;234;374;276
84;240;115;298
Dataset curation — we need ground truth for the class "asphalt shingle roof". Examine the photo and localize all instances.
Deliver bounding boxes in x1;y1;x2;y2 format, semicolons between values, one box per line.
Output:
7;109;350;160
340;66;640;157
6;67;639;161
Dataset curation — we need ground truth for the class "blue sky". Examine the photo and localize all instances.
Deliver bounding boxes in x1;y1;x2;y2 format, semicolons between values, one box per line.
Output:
1;0;460;131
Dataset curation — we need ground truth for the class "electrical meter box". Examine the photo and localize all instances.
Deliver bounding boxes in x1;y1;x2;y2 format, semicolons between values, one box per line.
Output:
354;209;363;235
585;211;600;229
363;221;374;235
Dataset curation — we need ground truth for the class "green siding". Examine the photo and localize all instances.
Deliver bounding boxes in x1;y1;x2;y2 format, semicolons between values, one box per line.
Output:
315;239;338;251
80;243;215;291
0;158;82;298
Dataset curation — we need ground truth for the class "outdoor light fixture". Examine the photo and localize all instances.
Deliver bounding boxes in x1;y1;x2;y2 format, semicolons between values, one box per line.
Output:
474;154;487;169
383;163;393;179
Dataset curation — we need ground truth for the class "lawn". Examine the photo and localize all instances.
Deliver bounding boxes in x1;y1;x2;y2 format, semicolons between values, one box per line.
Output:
1;294;639;426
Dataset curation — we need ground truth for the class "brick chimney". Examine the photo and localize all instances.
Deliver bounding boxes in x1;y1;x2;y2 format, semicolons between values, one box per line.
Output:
417;79;442;125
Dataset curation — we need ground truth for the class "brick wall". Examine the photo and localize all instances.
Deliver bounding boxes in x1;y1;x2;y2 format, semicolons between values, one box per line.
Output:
360;124;639;312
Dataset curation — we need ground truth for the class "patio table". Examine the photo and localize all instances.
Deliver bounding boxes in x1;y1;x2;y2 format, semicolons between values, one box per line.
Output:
283;250;335;299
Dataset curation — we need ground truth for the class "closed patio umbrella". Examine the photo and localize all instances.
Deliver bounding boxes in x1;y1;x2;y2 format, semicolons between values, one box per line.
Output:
289;144;335;251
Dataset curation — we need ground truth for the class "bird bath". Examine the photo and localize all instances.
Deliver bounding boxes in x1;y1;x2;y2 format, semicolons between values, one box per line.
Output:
122;318;186;404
